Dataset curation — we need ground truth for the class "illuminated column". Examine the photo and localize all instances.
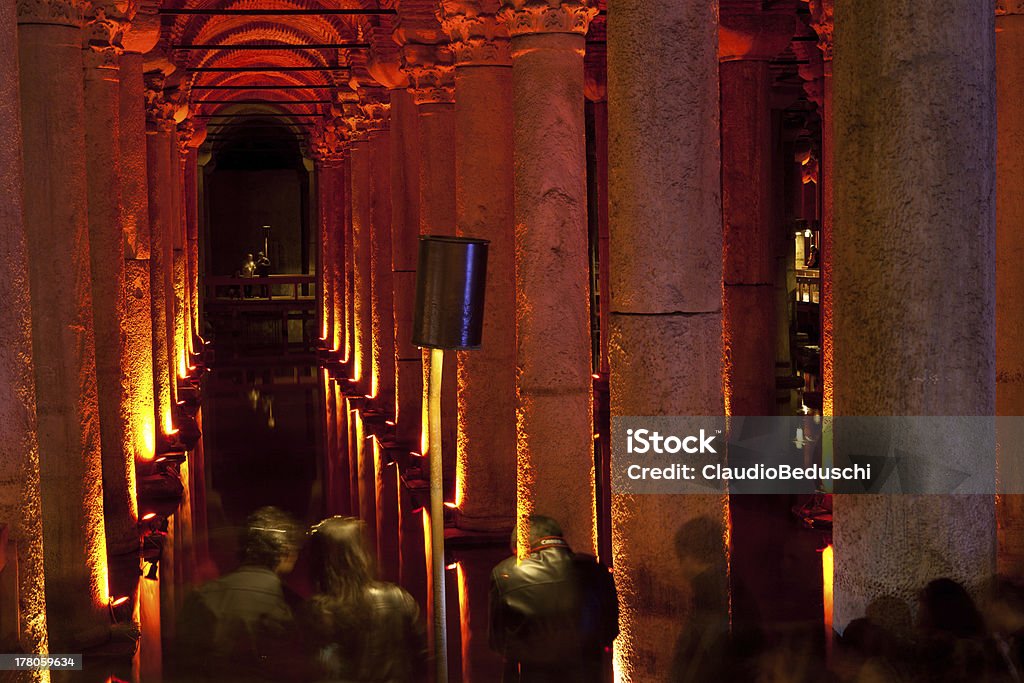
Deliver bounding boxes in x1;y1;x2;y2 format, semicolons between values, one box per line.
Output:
719;5;793;417
997;2;1024;576
120;23;158;466
310;119;347;354
145;74;177;437
832;0;995;628
365;97;396;406
17;0;109;647
584;18;609;376
182;125;205;351
607;0;727;678
404;44;459;474
171;124;188;380
438;0;518;531
83;6;139;559
349;125;373;390
809;0;834;415
499;0;597;552
0;0;49;659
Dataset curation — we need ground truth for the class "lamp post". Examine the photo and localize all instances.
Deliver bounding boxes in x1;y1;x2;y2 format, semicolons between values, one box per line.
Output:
412;235;489;683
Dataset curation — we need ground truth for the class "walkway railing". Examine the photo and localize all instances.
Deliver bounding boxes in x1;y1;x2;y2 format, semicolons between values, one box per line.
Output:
204;273;315;302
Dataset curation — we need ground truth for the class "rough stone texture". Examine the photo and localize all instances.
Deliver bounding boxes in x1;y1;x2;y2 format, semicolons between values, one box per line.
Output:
721;59;776;417
119;53;156;467
832;0;996;631
335;159;349;357
351;141;373;388
18;18;110;647
376;445;400;583
84;54;138;557
997;14;1024;577
452;58;517;531
507;28;595;554
0;1;48;664
390;90;423;446
147;124;174;435
370;127;396;407
607;0;728;679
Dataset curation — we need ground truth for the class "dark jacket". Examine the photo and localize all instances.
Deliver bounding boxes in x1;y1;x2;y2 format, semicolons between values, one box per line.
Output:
177;566;307;682
305;581;426;683
489;541;618;683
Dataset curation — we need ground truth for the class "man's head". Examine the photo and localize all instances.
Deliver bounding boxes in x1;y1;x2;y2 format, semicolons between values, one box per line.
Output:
245;253;253;260
241;506;301;574
526;514;563;547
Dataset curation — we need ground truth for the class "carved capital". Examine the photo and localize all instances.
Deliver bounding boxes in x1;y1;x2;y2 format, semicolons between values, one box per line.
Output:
144;73;177;132
83;6;126;71
310;117;350;162
497;0;597;38
438;0;512;66
402;43;455;105
17;0;85;27
806;0;833;61
123;0;161;55
361;99;392;131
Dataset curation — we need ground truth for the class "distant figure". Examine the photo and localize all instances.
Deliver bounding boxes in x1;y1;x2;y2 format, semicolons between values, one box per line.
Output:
304;516;426;683
805;244;820;269
256;251;271;298
176;507;306;682
489;514;618;683
241;252;256;298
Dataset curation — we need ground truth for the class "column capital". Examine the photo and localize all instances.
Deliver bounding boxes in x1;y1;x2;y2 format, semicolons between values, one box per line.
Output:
719;3;795;62
17;0;88;26
497;0;597;38
438;0;512;67
402;43;455;105
361;98;392;131
83;5;125;71
177;121;207;157
310;117;350;164
144;73;177;132
806;0;833;61
997;0;1024;14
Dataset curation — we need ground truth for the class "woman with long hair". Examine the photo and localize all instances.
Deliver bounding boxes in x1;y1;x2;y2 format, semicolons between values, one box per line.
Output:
306;516;426;682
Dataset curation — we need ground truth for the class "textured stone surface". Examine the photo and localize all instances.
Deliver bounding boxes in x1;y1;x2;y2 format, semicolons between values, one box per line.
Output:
370;128;396;407
997;15;1024;575
607;0;727;679
85;52;137;557
351;141;373;389
147;122;174;434
507;28;596;553
832;0;996;631
0;1;48;663
19;19;109;646
452;57;517;530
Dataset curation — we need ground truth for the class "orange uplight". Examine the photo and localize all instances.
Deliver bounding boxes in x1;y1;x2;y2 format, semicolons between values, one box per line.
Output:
111;596;130;608
139;416;156;461
457;562;470;682
178;350;187;379
446;561;458;570
822;544;834;659
443;501;457;509
162;407;175;437
142;512;156;521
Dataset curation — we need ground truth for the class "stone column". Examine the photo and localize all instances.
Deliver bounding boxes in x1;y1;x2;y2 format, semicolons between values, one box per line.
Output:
809;0;834;415
389;87;423;448
499;0;597;553
311;119;347;354
404;44;459;477
17;0;110;647
832;0;996;629
120;21;157;465
607;0;727;678
350;128;373;390
83;5;139;561
997;1;1024;576
719;6;793;417
438;0;517;531
584;19;609;376
365;98;396;407
172;124;189;378
0;0;48;659
145;74;177;437
182;125;205;351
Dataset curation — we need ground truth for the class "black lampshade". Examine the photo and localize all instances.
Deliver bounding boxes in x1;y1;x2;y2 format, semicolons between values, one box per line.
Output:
412;235;489;350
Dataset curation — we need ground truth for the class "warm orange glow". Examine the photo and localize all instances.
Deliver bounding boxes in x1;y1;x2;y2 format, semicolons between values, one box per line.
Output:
446;561;458;570
162;407;175;437
178;348;187;380
443;501;457;509
138;415;156;461
456;562;470;683
822;544;834;659
111;596;130;608
142;512;156;521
